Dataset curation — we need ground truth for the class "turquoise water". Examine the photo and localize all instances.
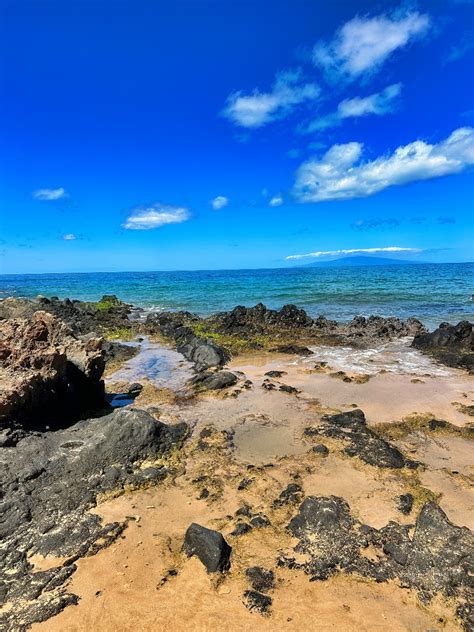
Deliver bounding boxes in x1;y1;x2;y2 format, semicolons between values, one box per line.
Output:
1;263;473;329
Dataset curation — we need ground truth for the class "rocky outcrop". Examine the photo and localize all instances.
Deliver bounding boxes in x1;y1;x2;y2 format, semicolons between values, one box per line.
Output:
207;303;313;336
204;304;425;348
283;496;474;630
0;408;188;631
0;295;133;336
304;409;418;469
145;312;230;370
0;312;106;438
412;320;474;372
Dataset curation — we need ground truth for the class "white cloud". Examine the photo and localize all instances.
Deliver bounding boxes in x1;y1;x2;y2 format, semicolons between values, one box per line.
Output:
123;203;191;230
211;196;229;210
338;83;402;117
62;233;77;241
222;69;320;128
286;247;422;261
33;187;67;200
294;127;474;203
313;11;430;79
304;83;402;132
269;194;283;207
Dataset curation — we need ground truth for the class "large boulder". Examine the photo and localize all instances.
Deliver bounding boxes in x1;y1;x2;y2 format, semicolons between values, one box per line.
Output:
0;408;188;630
0;312;106;435
412;321;474;371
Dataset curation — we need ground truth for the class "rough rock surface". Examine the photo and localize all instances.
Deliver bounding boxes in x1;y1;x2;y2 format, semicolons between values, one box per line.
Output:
191;370;238;390
412;320;474;372
0;408;188;631
283;496;474;630
145;312;230;370
0;311;106;437
204;303;426;347
0;295;133;336
304;409;418;469
183;523;232;572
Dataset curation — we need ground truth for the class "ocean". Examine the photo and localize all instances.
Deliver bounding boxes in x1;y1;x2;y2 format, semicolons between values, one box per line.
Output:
1;262;473;329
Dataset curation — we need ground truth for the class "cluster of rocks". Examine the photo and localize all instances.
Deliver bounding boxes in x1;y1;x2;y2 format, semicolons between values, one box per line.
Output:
0;294;133;336
413;320;474;372
0;409;188;631
0;311;106;443
204;303;426;347
145;311;230;370
281;496;473;630
304;409;418;469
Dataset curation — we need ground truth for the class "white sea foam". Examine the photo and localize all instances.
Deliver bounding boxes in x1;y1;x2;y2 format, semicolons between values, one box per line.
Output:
298;338;451;377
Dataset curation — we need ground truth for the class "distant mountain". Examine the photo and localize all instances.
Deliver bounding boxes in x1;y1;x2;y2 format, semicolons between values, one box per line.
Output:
300;256;423;268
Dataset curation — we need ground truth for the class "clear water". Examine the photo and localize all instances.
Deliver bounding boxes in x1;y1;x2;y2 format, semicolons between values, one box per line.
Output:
1;263;473;329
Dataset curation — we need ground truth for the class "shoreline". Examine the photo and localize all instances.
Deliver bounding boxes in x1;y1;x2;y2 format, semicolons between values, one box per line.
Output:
0;296;473;631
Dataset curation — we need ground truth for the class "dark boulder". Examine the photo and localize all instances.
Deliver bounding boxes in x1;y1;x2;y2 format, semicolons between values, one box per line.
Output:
191;370;238;390
412;321;474;371
183;523;231;572
0;408;188;631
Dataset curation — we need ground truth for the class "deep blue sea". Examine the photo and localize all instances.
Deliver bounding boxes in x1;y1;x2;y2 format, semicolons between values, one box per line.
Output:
1;263;473;329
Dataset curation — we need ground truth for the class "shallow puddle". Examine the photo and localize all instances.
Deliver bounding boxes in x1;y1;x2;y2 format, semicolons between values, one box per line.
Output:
106;337;194;391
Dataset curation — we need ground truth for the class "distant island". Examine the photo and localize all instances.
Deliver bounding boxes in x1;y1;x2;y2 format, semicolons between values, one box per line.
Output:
300;256;424;267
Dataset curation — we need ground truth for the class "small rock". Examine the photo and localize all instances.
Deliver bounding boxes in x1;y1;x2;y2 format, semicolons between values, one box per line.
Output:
397;493;414;515
243;590;272;615
183;523;231;572
231;522;253;537
312;444;329;456
250;514;270;528
279;384;299;394
264;370;287;378
245;567;275;593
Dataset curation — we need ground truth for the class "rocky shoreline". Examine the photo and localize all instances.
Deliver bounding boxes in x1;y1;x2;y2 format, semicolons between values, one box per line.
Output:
0;295;473;631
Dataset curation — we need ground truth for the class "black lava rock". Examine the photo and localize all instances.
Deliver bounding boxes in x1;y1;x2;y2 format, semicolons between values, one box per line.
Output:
397;493;414;515
245;567;275;593
183;523;231;572
243;590;272;615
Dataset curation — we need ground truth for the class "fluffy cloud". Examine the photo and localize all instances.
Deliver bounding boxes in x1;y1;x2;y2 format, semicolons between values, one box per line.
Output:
286;247;421;261
313;11;430;79
269;194;283;207
222;69;320;128
123;203;190;230
33;187;67;200
294;127;474;203
211;196;229;210
305;83;402;132
62;233;77;240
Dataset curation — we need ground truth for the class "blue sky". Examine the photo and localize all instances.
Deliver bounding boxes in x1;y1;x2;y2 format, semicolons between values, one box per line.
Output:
0;0;473;273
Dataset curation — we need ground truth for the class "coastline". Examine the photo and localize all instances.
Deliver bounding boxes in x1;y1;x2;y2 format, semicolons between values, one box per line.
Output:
0;295;473;631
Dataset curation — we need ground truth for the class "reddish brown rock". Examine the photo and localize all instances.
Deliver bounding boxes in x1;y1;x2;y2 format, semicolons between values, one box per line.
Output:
0;311;105;433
